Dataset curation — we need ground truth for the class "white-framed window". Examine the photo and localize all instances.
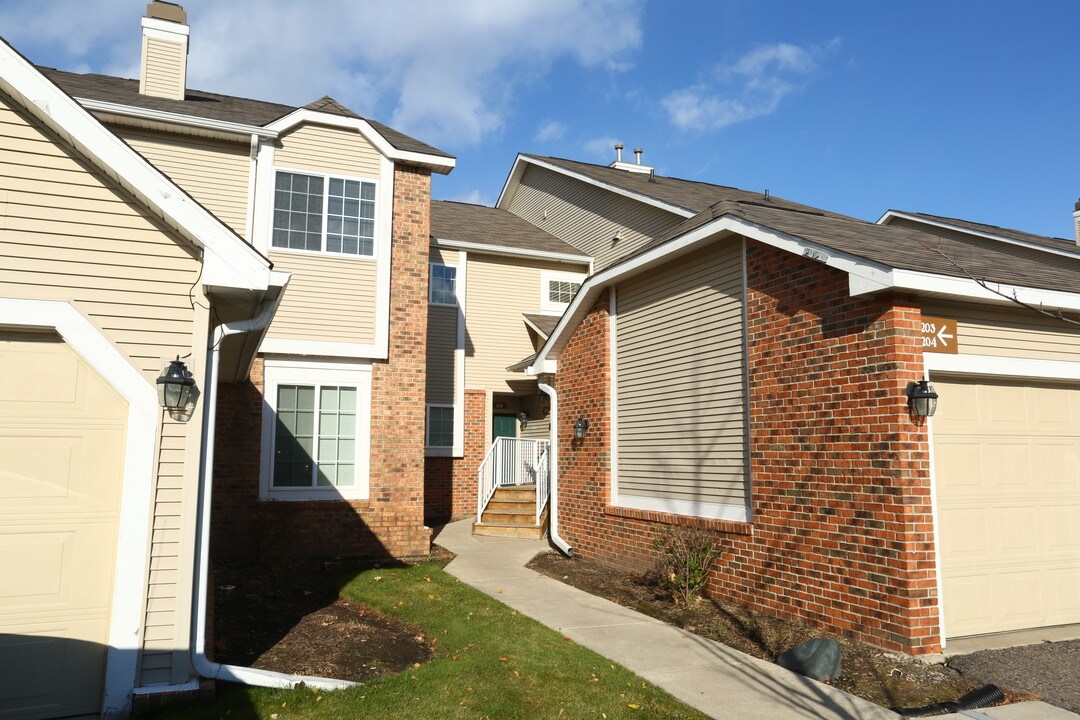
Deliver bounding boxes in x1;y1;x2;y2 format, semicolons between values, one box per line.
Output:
540;270;586;313
260;358;371;501
272;170;377;256
429;264;457;305
426;404;454;448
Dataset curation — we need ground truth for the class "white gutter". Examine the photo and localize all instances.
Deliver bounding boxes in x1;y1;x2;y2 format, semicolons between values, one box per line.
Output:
536;380;572;556
193;299;355;691
431;237;591;265
78;97;279;139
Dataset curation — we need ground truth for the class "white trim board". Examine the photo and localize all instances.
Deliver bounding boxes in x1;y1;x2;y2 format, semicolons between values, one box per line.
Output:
431;237;591;265
925;352;1080;382
878;210;1080;262
259;338;379;360
616;494;750;523
0;298;158;717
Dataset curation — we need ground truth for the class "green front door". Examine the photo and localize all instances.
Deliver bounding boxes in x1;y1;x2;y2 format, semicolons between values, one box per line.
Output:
492;413;517;440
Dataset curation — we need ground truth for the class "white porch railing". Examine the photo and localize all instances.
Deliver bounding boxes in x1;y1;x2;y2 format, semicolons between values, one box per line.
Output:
477;437;550;524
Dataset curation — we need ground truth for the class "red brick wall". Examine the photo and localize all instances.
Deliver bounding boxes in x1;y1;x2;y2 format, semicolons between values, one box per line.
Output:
554;240;940;653
211;165;432;559
424;389;487;523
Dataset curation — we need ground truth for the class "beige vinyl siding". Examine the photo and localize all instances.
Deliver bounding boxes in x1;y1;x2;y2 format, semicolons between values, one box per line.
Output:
520;393;551;440
265;251;377;344
140;36;186;101
429;246;459;266
0;92;204;687
616;240;748;507
427;305;457;404
506;164;682;270
466;255;588;392
275;124;381;178
922;300;1080;363
116;128;251;237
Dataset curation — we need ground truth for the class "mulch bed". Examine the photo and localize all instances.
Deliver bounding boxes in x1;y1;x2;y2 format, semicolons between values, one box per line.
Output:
211;554;446;682
526;550;1038;712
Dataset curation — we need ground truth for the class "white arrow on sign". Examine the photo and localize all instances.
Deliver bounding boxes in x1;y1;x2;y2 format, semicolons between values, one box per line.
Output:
936;325;954;347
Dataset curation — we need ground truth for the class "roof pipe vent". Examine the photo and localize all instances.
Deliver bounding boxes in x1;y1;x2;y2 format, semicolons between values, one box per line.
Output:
609;142;654;175
1073;198;1080;246
614;143;623;163
634;147;643;165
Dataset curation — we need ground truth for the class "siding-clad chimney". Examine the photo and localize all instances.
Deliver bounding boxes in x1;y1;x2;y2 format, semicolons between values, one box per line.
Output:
139;1;189;101
1074;199;1080;245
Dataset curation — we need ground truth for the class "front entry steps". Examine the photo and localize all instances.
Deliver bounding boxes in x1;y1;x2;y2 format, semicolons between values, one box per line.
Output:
473;484;548;539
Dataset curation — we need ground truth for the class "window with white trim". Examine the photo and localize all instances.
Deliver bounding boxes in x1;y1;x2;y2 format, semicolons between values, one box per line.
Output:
261;360;371;501
540;270;587;313
272;171;376;256
426;405;454;448
429;264;457;305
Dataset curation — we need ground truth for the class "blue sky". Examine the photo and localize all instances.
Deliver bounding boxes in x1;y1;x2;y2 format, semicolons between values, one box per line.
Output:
4;1;1078;238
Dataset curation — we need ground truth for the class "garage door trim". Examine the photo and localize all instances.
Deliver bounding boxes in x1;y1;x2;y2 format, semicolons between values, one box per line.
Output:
0;298;157;717
927;350;1080;648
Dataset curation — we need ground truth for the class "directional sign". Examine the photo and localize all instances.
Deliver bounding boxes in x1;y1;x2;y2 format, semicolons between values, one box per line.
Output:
920;316;958;354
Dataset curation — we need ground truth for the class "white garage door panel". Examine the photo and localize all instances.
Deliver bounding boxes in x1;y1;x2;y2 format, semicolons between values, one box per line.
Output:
0;334;126;719
934;377;1080;638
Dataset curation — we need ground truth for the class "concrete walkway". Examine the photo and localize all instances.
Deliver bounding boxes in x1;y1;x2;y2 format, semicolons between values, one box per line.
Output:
435;519;1076;720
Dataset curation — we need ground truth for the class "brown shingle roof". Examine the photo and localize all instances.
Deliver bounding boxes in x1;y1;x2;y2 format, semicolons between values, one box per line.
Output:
431;200;590;258
641;199;1080;295
40;67;453;159
524;154;827;216
888;210;1079;254
523;313;560;337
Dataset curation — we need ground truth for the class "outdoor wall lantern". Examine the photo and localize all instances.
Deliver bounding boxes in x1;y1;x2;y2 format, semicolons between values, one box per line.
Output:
518;410;529;429
157;357;196;412
907;379;939;418
573;417;590;440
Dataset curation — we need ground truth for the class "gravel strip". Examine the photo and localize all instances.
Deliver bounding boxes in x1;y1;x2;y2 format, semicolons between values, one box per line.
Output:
947;640;1080;714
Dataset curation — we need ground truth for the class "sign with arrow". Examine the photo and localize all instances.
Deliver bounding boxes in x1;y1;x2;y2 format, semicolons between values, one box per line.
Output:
920;316;958;354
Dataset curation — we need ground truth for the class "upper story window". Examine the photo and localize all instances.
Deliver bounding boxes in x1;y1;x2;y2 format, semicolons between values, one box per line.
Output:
429;264;457;305
272;171;376;256
540;270;586;313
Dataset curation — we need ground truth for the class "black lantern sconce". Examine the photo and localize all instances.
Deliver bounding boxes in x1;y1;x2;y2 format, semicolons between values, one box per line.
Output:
907;379;938;418
518;410;529;429
573;417;590;440
157;357;196;415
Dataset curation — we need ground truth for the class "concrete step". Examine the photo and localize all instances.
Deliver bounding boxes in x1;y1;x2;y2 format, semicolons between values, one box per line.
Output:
482;509;539;526
472;521;546;539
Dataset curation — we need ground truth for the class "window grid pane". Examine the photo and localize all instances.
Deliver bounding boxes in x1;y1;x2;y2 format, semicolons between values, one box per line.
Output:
548;280;581;305
272;172;323;252
429;265;457;304
317;386;357;488
273;383;358;490
273;384;315;487
327;180;375;256
427;406;454;447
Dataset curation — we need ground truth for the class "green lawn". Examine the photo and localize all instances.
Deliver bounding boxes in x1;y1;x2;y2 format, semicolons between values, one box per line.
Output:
139;561;709;720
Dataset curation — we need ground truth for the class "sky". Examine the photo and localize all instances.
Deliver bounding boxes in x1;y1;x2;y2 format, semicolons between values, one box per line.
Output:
3;1;1079;239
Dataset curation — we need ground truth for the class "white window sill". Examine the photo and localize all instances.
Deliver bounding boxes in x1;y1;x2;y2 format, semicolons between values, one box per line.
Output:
262;487;367;502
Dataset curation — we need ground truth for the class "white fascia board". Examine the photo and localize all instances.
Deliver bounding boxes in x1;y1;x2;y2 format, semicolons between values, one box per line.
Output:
77;97;278;139
531;213;894;366
142;16;189;37
496;154;695;218
878;210;1080;261
265;109;455;173
0;40;271;291
431;237;591;265
259;338;381;359
855;267;1080;314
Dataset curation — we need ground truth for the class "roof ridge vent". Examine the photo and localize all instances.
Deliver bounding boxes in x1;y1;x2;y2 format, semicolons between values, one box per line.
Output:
609;143;653;175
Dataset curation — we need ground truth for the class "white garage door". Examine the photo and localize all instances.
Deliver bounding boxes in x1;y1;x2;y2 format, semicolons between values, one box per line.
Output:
933;376;1080;639
0;332;127;720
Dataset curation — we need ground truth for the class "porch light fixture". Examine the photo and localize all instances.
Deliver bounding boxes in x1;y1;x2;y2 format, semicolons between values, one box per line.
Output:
518;410;529;429
573;417;590;440
157;356;196;411
908;380;938;418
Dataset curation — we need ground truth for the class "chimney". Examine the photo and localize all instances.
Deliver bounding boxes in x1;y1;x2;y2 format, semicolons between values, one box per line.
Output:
1074;199;1080;246
139;1;189;101
608;143;654;175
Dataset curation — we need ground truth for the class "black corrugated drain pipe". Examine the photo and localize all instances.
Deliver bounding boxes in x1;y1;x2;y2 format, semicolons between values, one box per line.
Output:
894;684;1005;717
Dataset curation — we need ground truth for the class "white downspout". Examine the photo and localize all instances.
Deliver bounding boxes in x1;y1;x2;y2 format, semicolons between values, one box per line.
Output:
537;380;573;556
192;300;354;691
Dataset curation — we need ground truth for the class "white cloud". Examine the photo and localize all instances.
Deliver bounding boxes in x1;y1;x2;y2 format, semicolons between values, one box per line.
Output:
445;189;493;206
663;40;839;132
583;136;622;161
535;119;566;143
0;0;644;148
